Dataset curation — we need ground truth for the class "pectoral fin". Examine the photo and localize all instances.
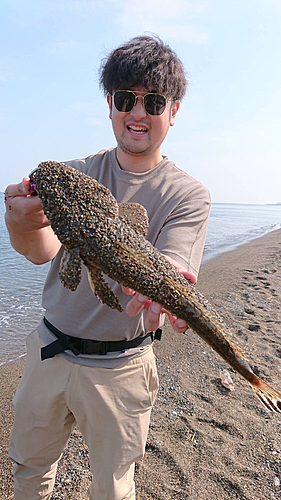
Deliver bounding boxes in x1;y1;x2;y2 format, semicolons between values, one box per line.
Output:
59;248;82;291
118;202;149;237
87;265;123;312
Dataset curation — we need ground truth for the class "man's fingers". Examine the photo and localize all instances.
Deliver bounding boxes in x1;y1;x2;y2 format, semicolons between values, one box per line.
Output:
121;286;136;296
123;255;194;333
144;302;163;331
4;177;49;229
125;293;188;332
164;255;197;284
173;318;188;333
125;294;151;317
166;312;188;333
7;192;44;214
5;178;30;199
181;271;196;284
125;294;165;331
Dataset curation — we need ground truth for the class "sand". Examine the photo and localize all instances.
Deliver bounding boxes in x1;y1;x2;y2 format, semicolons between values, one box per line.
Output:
1;229;281;499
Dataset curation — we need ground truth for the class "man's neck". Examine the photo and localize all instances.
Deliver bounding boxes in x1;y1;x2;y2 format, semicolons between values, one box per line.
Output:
116;148;163;173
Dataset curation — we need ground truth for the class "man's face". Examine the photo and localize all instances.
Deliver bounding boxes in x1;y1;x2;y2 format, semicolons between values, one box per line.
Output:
107;87;180;169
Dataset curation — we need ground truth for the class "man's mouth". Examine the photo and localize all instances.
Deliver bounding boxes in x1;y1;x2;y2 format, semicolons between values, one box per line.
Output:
127;124;148;135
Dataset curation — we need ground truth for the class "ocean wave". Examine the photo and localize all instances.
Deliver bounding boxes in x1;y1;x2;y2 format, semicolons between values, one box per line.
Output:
203;222;281;263
0;353;26;367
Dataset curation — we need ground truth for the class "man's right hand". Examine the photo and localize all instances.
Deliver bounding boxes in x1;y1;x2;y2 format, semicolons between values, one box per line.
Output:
4;177;49;231
4;176;61;264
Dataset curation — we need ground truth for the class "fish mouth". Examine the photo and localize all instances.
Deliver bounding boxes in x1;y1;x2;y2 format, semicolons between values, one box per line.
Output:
29;168;39;196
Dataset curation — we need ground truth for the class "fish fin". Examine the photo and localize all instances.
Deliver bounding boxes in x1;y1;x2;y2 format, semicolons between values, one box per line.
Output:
224;335;250;361
87;266;123;312
250;377;281;413
59;248;82;291
118;202;149;237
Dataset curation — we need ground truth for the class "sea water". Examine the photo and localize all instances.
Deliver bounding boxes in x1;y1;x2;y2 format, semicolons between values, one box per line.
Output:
203;202;281;263
0;193;280;365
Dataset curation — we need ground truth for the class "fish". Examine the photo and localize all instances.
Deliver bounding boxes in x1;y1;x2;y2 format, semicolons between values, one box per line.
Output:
31;161;281;414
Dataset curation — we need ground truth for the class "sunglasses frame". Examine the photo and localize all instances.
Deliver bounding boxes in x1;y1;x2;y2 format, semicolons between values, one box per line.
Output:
112;90;170;116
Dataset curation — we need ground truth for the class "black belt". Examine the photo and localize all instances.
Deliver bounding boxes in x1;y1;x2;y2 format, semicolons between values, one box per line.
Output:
41;317;162;361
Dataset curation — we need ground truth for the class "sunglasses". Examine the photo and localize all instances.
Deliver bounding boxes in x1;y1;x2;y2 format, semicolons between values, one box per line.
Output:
113;90;170;116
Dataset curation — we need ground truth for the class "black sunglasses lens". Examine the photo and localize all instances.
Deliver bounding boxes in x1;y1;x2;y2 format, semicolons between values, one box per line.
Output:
114;91;167;115
144;94;166;115
114;92;135;112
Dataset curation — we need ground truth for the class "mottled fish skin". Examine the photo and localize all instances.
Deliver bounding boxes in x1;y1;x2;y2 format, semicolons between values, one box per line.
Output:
33;161;281;413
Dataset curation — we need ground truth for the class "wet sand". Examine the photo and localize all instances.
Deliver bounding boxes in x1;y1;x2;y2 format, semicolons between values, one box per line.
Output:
1;229;281;499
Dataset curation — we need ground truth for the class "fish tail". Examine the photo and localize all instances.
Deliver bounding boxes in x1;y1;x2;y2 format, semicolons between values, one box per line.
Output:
250;376;281;413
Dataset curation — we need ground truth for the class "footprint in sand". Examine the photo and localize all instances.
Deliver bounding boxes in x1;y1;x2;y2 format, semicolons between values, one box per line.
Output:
248;324;260;332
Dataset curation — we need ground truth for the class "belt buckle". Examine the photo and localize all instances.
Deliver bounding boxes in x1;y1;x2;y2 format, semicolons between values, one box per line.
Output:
98;341;108;355
80;340;108;355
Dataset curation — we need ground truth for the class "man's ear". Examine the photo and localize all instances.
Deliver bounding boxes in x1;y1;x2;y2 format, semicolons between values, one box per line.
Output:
107;94;112;119
170;100;180;127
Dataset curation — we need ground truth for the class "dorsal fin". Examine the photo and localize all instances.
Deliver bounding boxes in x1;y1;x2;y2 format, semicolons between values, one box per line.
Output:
118;202;149;237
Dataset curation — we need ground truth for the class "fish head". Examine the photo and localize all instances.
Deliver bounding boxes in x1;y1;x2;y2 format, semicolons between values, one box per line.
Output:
32;161;119;248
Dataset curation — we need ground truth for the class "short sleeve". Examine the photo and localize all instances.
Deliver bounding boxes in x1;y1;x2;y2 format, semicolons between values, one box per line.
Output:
155;186;211;279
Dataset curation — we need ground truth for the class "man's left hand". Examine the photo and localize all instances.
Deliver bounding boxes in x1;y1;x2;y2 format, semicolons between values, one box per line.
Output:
123;256;196;333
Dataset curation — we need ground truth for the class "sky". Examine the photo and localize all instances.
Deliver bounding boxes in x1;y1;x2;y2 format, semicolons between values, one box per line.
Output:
1;0;281;204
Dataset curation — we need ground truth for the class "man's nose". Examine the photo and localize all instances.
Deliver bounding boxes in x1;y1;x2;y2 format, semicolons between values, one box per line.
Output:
129;96;147;119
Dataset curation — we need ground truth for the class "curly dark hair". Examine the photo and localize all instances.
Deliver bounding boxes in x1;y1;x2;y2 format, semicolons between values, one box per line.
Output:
99;35;187;101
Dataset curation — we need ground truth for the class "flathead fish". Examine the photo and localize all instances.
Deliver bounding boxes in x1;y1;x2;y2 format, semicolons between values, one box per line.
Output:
31;161;281;413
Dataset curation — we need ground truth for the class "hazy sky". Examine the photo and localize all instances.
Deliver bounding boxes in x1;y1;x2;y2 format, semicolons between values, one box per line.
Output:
1;0;281;203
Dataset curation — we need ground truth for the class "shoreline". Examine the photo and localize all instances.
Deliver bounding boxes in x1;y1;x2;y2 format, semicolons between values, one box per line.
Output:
1;228;281;499
202;224;281;266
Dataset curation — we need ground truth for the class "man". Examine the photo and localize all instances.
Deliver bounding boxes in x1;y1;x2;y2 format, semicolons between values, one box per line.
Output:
5;35;210;499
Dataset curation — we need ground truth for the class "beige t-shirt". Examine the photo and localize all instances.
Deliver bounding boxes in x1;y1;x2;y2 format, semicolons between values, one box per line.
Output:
38;148;211;367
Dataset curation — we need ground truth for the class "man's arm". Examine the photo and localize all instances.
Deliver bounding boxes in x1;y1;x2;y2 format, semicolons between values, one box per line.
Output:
4;177;61;264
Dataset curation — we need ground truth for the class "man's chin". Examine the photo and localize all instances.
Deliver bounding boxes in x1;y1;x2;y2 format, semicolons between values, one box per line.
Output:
119;143;150;157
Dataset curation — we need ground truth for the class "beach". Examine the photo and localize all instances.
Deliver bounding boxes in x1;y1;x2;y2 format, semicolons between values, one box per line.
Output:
1;229;281;499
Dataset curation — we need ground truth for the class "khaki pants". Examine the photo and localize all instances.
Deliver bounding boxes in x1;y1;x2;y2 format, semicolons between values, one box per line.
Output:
9;329;159;500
